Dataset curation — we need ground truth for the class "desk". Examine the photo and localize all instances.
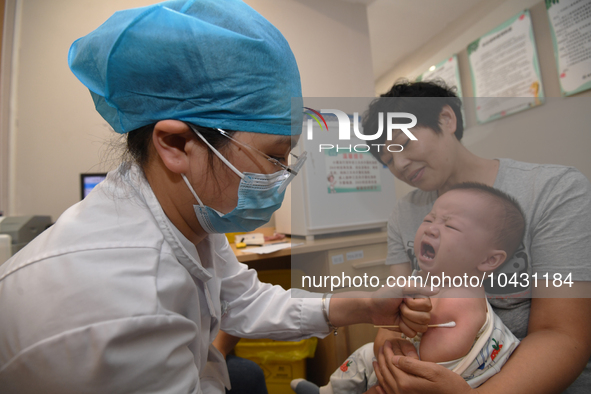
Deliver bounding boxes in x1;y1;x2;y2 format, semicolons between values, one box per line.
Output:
232;229;389;386
232;230;387;261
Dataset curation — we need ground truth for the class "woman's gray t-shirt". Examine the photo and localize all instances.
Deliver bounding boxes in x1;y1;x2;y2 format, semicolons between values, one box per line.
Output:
386;158;591;392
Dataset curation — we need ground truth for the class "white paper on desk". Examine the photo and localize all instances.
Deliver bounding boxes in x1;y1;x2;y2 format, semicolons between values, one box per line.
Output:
247;243;302;254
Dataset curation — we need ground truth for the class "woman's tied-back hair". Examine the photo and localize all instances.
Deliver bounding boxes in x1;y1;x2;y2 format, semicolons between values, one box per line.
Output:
446;182;526;260
125;123;236;171
362;79;464;165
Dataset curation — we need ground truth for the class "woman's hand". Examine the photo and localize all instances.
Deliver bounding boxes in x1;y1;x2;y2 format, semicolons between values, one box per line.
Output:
364;385;386;394
374;328;403;357
373;340;475;394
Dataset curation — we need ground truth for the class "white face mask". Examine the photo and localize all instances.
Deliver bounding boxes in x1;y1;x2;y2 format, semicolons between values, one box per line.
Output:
182;127;306;233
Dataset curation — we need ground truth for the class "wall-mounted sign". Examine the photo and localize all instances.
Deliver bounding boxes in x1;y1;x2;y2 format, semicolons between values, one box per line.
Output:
417;54;464;97
547;0;591;96
468;10;544;124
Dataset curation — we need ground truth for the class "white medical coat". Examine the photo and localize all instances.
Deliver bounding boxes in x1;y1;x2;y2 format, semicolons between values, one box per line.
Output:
0;163;328;393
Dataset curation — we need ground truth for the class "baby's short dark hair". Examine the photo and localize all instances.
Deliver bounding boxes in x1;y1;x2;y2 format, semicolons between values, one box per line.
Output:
445;182;525;260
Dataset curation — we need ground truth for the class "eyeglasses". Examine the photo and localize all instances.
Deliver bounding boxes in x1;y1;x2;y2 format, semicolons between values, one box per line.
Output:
216;128;307;176
215;128;307;192
187;124;307;193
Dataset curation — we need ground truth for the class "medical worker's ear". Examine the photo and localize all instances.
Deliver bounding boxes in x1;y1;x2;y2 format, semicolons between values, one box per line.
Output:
438;105;457;135
477;250;507;272
152;120;200;174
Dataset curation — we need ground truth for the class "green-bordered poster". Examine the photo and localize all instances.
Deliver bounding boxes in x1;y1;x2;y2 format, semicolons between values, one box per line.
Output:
468;10;544;124
546;0;591;96
416;54;464;97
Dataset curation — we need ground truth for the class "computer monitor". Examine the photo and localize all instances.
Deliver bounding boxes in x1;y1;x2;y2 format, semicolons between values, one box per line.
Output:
80;173;107;200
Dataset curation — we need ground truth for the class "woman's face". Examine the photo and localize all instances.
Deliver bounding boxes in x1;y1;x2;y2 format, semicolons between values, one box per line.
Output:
379;107;459;192
193;131;297;214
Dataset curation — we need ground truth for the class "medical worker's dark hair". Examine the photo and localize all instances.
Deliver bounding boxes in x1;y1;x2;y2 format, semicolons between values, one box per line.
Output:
362;79;464;165
125;123;236;170
445;182;526;260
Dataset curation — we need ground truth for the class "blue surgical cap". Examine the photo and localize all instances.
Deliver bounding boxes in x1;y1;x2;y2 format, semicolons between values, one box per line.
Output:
68;0;303;135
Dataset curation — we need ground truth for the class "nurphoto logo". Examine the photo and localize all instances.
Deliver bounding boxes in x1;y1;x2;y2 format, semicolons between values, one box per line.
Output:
304;108;418;153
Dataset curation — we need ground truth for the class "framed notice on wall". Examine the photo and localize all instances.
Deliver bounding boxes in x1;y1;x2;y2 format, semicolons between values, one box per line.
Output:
468;10;544;124
324;148;382;194
547;0;591;96
416;55;464;97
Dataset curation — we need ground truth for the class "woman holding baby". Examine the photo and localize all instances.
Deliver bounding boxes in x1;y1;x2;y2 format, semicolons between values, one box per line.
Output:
364;81;591;394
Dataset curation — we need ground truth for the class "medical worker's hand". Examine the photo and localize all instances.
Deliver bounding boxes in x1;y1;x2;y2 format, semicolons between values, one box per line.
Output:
373;340;475;394
330;286;436;339
370;293;434;338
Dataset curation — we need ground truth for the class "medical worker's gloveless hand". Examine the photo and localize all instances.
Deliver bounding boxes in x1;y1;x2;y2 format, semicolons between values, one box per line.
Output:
371;293;434;338
329;286;436;339
373;340;474;394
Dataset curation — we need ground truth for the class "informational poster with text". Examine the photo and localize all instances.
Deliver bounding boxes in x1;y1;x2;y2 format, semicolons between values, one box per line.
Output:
468;10;544;124
417;54;464;97
324;148;382;194
547;0;591;96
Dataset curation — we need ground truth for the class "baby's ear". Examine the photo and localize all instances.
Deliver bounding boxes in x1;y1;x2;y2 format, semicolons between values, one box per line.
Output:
477;250;507;272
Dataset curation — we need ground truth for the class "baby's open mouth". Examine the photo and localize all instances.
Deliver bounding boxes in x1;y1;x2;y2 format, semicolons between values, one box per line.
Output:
421;241;436;260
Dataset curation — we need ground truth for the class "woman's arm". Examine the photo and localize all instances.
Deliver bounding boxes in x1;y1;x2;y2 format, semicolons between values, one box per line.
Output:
480;169;591;392
476;296;591;393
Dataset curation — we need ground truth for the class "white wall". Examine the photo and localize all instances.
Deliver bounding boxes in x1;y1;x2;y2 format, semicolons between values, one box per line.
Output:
9;0;161;220
249;0;375;97
12;0;588;220
6;0;375;221
375;0;591;199
0;0;16;216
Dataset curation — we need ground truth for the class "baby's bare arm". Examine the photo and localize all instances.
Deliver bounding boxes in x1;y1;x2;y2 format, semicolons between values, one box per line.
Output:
418;297;486;363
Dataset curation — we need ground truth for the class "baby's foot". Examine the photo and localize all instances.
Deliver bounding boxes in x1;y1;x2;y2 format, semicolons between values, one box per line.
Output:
290;378;320;394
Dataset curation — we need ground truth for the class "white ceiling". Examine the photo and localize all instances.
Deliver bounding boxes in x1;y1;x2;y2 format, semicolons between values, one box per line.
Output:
366;0;486;80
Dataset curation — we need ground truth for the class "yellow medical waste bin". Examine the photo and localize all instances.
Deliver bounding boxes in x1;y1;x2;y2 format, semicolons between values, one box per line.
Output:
234;337;318;394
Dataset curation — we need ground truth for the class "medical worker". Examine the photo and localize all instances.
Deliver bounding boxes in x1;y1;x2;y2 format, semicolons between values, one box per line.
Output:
0;1;433;393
